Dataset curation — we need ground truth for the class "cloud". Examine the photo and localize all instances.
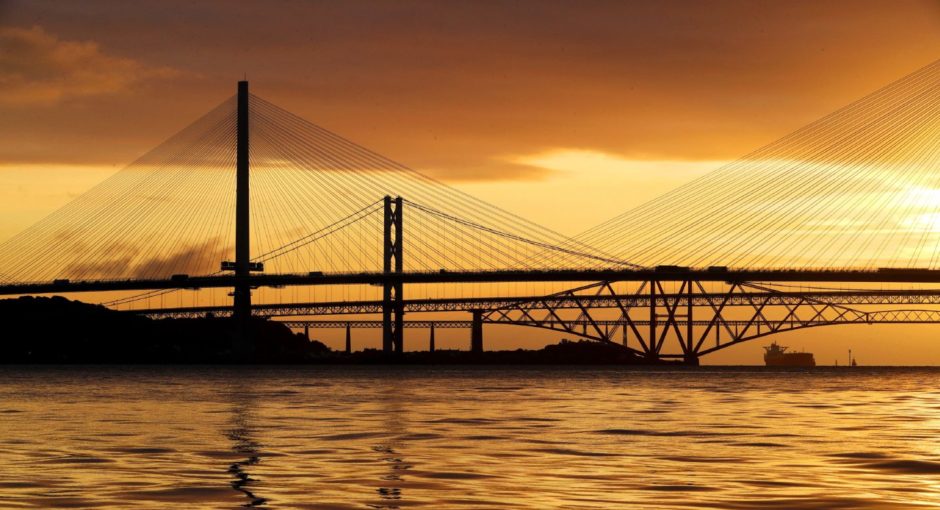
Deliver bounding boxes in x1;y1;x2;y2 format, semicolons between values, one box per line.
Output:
0;25;179;106
58;238;230;280
130;238;230;278
0;2;938;177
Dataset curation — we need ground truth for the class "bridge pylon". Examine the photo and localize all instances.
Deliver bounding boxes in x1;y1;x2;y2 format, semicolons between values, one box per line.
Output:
471;309;484;353
232;80;253;352
382;196;404;354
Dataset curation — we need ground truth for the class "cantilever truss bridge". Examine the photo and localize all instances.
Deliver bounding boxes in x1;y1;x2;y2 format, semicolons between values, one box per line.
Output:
3;59;940;362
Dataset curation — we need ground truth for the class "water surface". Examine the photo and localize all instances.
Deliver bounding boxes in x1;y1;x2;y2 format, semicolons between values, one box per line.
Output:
1;366;939;509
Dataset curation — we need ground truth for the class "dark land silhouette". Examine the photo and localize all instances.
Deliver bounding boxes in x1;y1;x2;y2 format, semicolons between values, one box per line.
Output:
1;296;326;363
0;296;671;364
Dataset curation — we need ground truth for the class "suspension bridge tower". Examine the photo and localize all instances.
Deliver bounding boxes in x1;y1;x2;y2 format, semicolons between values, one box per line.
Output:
383;195;404;354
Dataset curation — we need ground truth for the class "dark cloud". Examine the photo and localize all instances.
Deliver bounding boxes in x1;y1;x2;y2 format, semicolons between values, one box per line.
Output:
130;239;230;278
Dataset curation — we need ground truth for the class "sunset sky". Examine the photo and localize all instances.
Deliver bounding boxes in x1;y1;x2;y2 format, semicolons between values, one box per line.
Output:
2;1;940;362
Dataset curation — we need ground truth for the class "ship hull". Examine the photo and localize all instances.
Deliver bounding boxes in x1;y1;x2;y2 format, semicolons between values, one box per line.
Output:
764;353;816;367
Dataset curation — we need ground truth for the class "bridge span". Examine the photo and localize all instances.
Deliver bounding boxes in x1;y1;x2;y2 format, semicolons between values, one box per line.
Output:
281;308;940;358
120;282;940;362
136;288;940;319
6;267;940;297
4;63;940;363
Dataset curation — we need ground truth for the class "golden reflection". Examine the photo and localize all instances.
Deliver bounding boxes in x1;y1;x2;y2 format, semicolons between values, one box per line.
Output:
373;379;410;508
1;367;940;507
224;380;267;507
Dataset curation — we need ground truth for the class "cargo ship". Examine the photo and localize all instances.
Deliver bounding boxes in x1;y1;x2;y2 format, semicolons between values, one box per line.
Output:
763;342;815;367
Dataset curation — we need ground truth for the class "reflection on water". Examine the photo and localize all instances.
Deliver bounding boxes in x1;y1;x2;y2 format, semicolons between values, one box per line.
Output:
225;384;266;507
374;387;408;509
2;366;940;508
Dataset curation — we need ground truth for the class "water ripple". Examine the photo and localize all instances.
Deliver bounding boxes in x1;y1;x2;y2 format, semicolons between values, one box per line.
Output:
1;366;939;509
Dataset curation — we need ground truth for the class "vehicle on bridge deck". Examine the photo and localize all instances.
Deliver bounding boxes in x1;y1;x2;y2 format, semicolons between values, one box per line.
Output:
763;342;815;367
877;267;932;273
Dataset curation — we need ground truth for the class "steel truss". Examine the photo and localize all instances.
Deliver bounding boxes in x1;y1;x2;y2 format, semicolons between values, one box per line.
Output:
138;289;940;319
283;313;940;331
481;280;940;361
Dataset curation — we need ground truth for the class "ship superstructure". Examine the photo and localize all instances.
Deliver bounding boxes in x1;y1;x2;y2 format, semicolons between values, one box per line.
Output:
763;342;815;367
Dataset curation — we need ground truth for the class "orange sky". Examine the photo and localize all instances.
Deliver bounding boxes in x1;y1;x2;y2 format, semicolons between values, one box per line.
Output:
1;1;940;363
0;1;938;234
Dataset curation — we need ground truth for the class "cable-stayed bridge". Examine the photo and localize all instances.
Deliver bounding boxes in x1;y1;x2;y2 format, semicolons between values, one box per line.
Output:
2;60;940;362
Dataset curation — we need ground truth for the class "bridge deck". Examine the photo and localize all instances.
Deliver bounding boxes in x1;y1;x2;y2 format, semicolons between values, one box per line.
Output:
5;268;940;296
133;289;940;319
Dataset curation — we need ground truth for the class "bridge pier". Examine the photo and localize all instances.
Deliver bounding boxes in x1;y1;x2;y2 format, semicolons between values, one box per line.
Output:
648;279;657;358
345;322;352;354
429;322;435;352
471;310;483;353
686;279;694;357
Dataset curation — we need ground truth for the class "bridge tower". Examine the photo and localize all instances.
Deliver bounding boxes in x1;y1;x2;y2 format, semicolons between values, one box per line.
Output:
233;80;252;333
382;196;404;354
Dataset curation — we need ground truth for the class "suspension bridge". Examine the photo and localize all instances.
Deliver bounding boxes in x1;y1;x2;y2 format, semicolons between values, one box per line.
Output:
2;60;940;363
